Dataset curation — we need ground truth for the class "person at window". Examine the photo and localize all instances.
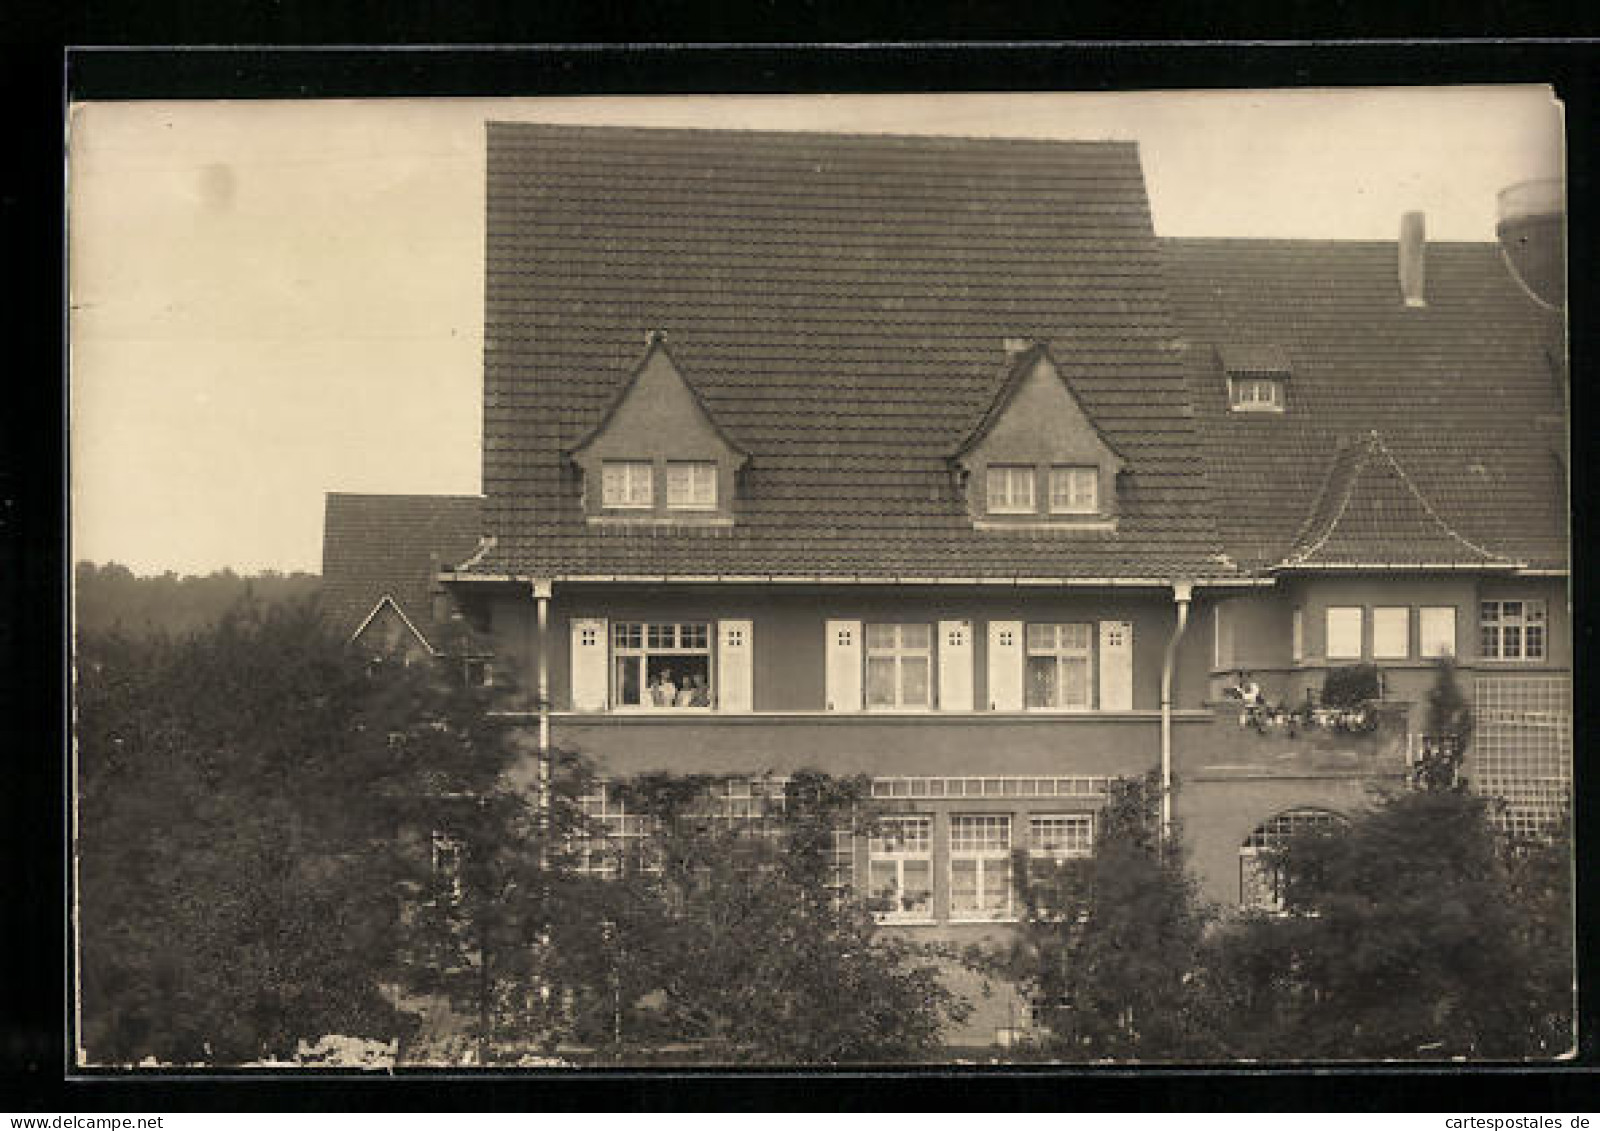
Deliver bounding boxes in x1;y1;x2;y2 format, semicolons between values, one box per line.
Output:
650;668;678;707
677;672;710;707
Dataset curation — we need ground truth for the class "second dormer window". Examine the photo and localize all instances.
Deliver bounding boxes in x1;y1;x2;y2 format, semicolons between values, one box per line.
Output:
667;461;717;509
986;465;1036;514
601;460;653;508
1228;376;1285;413
1049;466;1098;514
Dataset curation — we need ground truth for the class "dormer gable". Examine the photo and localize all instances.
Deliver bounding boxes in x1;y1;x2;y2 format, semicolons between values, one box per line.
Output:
953;344;1126;527
568;333;748;524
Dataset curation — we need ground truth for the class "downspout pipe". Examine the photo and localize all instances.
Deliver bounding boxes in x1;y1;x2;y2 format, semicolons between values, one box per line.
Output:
1160;581;1194;843
532;579;553;814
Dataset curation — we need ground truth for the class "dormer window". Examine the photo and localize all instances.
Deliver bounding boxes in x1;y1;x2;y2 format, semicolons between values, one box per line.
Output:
1220;344;1291;415
570;337;748;526
955;345;1126;530
667;461;717;510
1048;466;1098;514
986;465;1036;514
1228;376;1285;413
601;460;654;508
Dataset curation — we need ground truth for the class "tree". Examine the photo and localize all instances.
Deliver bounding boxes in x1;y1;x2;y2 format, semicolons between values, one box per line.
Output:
1207;784;1573;1060
1000;772;1217;1061
75;599;517;1064
543;771;966;1064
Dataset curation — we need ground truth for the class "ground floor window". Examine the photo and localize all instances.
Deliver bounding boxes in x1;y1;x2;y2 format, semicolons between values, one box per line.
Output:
1239;808;1348;911
949;814;1013;920
612;621;712;708
869;815;934;921
1028;813;1094;861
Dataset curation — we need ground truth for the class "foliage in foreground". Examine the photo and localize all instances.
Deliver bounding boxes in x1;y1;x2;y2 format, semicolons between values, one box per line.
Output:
76;607;960;1065
76;602;518;1063
1000;772;1218;1060
539;771;965;1064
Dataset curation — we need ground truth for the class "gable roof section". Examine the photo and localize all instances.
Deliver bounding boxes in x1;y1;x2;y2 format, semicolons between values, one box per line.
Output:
321;493;485;646
952;342;1127;464
1278;432;1516;570
1165;238;1567;572
569;334;749;459
474;123;1229;581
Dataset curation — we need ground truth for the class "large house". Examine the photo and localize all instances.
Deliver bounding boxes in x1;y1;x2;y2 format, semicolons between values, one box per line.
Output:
323;123;1569;1045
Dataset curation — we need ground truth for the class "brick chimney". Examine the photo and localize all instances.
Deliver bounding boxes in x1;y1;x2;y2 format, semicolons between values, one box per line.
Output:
1398;211;1427;308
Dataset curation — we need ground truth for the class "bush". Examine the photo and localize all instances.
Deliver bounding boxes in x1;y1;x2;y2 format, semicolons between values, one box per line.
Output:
1320;663;1381;709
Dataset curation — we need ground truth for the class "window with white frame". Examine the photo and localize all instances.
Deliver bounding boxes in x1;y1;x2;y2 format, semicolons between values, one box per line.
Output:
1228;376;1284;412
611;622;712;708
1420;606;1458;658
950;814;1013;921
600;460;653;508
1048;466;1098;514
865;623;933;709
868;815;934;921
1481;600;1547;661
666;460;717;509
1028;813;1094;861
1326;606;1363;660
986;464;1036;514
1025;623;1094;709
1372;607;1410;660
574;785;657;877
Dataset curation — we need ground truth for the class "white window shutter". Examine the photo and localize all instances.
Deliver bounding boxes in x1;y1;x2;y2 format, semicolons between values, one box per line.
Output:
938;620;974;711
1099;620;1133;710
825;619;862;712
570;617;608;712
718;619;753;712
987;620;1023;711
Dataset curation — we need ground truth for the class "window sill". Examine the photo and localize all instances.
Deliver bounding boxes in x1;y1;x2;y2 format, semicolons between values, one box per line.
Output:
874;915;937;926
948;916;1020;926
608;706;715;714
586;514;735;528
543;708;1212;722
972;518;1118;533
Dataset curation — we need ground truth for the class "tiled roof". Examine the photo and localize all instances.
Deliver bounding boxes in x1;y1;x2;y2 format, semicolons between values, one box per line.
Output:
474;123;1231;582
1165;239;1568;572
1278;432;1515;570
321;493;485;648
1217;343;1292;376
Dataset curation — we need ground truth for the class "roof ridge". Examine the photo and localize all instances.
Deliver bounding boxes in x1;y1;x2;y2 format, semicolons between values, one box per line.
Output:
487;120;1142;151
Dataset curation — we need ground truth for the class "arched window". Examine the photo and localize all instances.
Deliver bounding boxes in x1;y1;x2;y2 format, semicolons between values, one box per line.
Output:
1239;808;1348;911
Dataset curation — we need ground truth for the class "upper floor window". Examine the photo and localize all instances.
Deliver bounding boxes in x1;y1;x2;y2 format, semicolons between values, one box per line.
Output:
1228;376;1285;413
1048;466;1098;514
865;623;933;709
1372;607;1410;660
601;460;653;508
1420;606;1457;658
666;461;717;510
1481;600;1547;661
1326;606;1363;660
1025;623;1093;709
986;465;1036;514
612;621;712;708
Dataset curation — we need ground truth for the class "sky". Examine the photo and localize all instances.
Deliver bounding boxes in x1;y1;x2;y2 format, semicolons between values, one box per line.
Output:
68;88;1564;575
